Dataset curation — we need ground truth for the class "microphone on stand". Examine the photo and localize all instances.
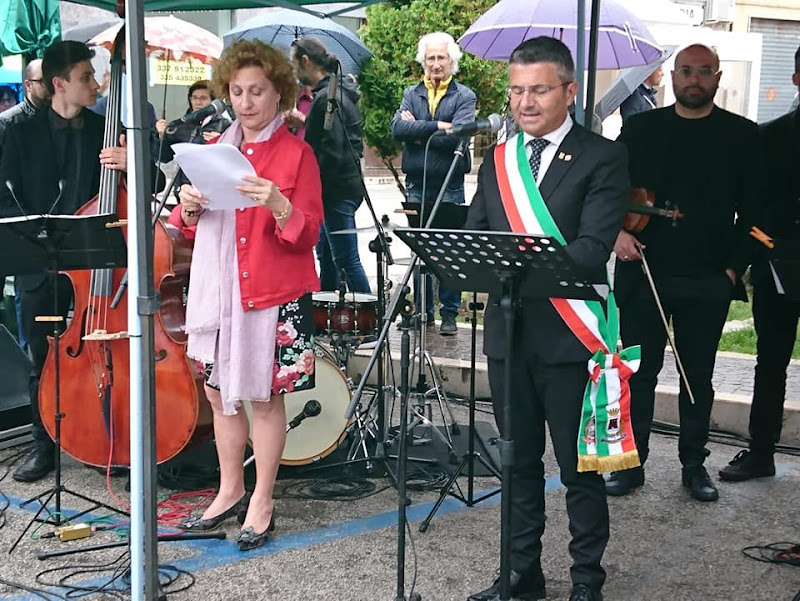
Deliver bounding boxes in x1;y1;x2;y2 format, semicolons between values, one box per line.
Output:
287;400;322;432
323;66;339;131
166;99;229;134
440;113;503;137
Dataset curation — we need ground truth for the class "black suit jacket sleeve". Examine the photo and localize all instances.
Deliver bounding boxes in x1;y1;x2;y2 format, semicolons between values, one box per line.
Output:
564;141;629;273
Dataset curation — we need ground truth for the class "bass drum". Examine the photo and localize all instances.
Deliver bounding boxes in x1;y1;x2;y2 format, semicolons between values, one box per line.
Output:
245;345;352;465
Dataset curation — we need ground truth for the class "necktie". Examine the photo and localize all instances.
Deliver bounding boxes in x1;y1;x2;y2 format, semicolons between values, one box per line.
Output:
527;138;550;181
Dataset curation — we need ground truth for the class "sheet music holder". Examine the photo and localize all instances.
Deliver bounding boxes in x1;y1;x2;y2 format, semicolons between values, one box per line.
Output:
400;201;470;231
1;212;129;554
0;213;127;277
393;228;607;302
394;226;606;601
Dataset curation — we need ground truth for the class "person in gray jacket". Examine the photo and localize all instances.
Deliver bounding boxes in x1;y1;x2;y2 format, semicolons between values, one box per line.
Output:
391;32;476;335
0;59;49;154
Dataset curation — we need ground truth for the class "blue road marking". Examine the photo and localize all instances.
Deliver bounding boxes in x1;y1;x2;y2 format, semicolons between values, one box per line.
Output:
1;475;564;600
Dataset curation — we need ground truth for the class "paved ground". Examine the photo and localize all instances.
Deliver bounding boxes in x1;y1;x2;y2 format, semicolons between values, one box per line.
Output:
1;422;798;601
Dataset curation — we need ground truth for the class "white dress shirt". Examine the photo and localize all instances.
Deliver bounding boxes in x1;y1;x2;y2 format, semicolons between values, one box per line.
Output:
523;115;574;185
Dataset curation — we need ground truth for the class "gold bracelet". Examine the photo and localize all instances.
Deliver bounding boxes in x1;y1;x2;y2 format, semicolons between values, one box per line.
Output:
273;202;291;221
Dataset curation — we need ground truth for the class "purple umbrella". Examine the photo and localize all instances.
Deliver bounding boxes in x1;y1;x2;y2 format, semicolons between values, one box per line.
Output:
459;0;662;69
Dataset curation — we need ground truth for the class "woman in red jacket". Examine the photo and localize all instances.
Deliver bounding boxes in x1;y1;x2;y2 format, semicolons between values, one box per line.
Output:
170;40;323;551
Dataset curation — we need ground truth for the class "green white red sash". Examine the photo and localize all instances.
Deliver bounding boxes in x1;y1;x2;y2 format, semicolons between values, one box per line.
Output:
494;133;641;473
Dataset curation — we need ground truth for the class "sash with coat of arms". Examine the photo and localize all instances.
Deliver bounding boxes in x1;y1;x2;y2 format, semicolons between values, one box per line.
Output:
493;133;641;473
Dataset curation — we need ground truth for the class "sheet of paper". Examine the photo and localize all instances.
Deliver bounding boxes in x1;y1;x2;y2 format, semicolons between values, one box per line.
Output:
172;143;258;211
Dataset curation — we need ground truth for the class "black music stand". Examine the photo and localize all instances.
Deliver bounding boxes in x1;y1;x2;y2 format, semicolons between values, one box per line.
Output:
394;227;605;601
0;213;129;554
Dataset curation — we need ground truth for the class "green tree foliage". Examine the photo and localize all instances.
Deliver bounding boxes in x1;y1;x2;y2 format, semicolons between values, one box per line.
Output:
359;0;508;186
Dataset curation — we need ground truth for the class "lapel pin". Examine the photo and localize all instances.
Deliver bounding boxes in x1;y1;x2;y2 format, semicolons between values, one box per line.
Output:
564;154;572;161
557;151;565;160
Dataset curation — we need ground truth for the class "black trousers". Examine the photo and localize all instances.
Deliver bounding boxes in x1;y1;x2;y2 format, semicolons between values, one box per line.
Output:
18;275;72;451
749;281;800;455
487;354;609;590
620;275;731;467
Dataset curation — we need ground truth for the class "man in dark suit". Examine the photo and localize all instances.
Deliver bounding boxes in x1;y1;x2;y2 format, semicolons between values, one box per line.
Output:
466;37;628;601
607;44;762;501
719;44;800;482
0;41;127;482
619;65;662;123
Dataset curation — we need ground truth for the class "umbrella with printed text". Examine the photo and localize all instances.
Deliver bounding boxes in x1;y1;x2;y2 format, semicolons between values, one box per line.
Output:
88;14;223;65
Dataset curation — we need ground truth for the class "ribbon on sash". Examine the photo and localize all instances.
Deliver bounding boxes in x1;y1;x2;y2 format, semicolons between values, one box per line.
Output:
494;133;641;473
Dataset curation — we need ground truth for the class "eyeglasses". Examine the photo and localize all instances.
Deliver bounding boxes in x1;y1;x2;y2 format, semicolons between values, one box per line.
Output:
508;82;572;98
28;78;43;84
674;66;719;79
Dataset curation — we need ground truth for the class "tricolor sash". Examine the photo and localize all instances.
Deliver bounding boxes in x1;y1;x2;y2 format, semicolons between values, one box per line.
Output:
494;133;641;473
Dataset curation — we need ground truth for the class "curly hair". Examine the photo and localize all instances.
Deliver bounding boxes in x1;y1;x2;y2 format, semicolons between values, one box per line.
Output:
212;40;297;112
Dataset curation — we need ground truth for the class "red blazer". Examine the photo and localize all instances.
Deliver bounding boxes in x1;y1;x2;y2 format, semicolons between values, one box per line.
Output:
169;124;323;310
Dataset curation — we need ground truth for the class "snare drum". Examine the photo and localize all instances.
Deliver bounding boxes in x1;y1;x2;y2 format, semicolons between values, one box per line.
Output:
245;345;352;465
312;291;378;337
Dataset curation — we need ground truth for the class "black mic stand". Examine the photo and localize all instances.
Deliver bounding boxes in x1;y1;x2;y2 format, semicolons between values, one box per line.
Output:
418;291;500;532
0;214;131;554
394;299;422;601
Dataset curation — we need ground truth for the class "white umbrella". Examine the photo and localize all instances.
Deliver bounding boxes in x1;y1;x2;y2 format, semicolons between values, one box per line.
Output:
594;45;676;121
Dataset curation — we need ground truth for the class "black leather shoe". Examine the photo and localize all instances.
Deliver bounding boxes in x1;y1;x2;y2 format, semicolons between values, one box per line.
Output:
179;492;251;531
236;515;276;551
682;466;719;502
439;314;458;336
467;569;546;601
719;450;775;482
604;466;644;496
569;584;603;601
13;448;55;482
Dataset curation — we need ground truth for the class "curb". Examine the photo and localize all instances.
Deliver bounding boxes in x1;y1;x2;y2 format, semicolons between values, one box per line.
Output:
348;351;800;447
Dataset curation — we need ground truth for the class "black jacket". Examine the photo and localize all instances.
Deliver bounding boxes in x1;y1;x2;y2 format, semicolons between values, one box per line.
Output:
751;108;800;286
304;74;364;205
391;79;476;190
614;105;762;303
0;97;40;157
465;125;629;362
619;84;657;123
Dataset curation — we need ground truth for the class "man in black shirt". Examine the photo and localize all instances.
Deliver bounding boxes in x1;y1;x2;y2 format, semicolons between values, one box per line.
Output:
719;44;800;482
0;41;127;482
607;44;761;502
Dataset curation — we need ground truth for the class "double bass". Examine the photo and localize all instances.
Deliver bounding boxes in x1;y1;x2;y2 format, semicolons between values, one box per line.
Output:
38;31;211;468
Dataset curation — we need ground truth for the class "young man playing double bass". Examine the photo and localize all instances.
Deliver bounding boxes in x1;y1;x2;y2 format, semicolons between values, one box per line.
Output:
0;41;128;482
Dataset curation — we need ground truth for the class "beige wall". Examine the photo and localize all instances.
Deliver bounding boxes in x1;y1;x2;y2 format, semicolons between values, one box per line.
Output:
733;0;800;32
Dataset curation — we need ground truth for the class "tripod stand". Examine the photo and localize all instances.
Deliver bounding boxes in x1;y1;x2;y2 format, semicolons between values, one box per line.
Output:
395;227;605;601
419;292;501;533
0;213;129;553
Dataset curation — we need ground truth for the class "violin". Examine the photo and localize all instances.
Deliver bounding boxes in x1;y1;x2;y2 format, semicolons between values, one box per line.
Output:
622;187;683;233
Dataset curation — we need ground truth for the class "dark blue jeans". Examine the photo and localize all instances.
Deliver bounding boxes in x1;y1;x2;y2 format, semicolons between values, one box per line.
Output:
406;181;464;318
317;197;371;293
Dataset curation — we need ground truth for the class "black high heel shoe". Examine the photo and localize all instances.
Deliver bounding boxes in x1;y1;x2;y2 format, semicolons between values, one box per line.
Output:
235;515;276;551
179;492;251;532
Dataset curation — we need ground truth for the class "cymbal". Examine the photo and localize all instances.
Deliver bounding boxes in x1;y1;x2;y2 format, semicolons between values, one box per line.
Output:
330;221;405;235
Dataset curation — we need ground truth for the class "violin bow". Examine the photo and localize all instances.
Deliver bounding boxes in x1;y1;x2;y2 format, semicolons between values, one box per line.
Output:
637;246;697;405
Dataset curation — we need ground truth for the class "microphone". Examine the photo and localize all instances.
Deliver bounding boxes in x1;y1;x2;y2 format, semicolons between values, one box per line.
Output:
323;68;339;131
287;400;322;432
46;179;66;215
169;98;228;127
5;180;29;219
441;113;503;136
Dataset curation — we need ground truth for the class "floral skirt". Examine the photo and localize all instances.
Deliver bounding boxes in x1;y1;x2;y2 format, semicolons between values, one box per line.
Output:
205;293;316;397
